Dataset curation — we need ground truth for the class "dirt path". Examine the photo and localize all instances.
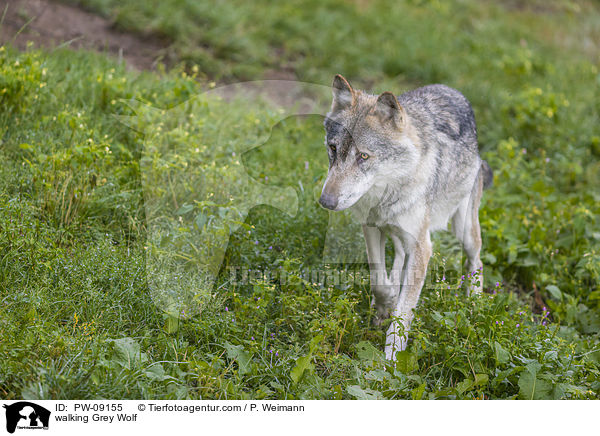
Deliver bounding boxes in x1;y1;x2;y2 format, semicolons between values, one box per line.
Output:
0;0;304;111
0;0;166;70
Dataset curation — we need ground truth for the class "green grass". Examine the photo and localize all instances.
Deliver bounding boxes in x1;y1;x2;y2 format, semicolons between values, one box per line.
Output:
1;0;600;399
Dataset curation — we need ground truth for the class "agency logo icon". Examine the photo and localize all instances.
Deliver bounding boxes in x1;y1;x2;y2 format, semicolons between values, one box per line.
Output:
3;402;50;433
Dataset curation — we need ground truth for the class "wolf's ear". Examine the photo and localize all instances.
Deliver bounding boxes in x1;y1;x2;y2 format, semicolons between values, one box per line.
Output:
331;74;355;112
375;92;405;127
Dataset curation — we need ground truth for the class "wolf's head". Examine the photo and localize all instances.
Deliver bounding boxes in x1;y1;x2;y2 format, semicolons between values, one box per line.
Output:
319;75;419;211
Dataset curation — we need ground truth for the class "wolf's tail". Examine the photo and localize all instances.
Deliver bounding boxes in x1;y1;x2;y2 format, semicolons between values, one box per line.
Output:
481;160;493;189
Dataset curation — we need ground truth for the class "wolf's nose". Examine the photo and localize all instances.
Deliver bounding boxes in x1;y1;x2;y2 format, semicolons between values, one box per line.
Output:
319;193;338;210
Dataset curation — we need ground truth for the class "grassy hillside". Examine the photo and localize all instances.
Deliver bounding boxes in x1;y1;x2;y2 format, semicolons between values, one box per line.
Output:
1;0;599;399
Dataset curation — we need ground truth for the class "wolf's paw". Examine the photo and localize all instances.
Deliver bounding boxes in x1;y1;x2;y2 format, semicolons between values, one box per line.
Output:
372;304;392;328
371;285;398;327
373;312;386;328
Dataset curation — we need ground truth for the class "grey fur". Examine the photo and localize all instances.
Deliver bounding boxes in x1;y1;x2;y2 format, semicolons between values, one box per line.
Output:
320;75;492;360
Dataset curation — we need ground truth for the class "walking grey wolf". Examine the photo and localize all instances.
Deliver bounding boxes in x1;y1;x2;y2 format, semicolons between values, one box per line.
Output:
319;75;492;360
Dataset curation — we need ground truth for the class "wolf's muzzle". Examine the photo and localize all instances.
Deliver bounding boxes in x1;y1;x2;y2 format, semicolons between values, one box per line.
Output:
319;193;338;210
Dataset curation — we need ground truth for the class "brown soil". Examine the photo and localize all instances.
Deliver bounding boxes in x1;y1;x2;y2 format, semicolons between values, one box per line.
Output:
0;0;167;70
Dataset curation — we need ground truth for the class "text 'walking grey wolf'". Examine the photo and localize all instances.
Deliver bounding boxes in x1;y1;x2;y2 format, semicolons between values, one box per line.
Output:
319;75;493;360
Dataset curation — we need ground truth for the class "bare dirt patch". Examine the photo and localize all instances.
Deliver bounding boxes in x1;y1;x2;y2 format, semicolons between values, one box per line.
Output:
0;0;167;69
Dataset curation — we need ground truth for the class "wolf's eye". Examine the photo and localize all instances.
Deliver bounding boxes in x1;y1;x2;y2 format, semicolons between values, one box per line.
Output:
359;152;370;160
329;144;337;152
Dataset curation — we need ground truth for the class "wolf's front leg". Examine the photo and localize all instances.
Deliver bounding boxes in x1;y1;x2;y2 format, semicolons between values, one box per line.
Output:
376;234;406;326
385;231;432;360
363;226;397;326
388;234;406;288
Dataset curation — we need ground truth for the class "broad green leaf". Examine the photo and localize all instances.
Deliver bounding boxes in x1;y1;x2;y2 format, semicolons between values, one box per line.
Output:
290;354;314;384
110;337;147;369
518;363;552;399
347;385;382;400
474;373;489;386
224;342;253;375
164;315;180;334
144;363;168;381
309;334;324;353
546;285;562;301
195;212;208;229
395;350;418;373
356;341;384;362
365;369;388;382
456;378;473;395
176;203;194;215
494;341;511;364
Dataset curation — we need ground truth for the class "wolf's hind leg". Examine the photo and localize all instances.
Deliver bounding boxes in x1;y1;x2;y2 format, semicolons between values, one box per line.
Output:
363;226;396;326
452;174;484;295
